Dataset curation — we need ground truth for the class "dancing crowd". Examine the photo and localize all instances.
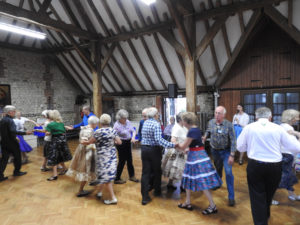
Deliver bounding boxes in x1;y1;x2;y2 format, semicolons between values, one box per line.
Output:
1;104;300;224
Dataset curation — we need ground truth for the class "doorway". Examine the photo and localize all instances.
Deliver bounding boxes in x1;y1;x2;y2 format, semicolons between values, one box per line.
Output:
163;97;186;126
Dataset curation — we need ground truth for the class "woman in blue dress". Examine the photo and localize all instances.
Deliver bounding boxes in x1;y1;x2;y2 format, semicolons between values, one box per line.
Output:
177;112;222;215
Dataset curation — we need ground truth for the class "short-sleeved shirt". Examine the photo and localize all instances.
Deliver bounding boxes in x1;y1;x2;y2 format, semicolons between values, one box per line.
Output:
14;117;29;132
46;121;66;135
113;120;135;140
187;128;204;148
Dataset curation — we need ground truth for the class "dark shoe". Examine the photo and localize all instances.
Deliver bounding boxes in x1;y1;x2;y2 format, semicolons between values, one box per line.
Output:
129;177;139;182
154;191;162;197
40;167;51;172
13;171;27;176
47;176;58;181
167;184;177;190
58;169;68;175
180;187;186;193
178;203;194;211
89;180;100;186
0;176;8;182
77;190;91;197
114;179;126;184
211;186;221;191
142;197;152;205
202;205;218;215
228;199;235;207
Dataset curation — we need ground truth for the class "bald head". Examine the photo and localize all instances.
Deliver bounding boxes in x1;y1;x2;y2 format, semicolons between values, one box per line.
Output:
215;106;226;123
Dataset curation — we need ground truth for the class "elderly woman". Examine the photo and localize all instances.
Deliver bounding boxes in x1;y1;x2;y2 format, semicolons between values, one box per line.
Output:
46;110;72;181
162;113;188;190
67;116;99;197
177;112;222;215
83;114;122;204
140;107;176;205
113;109;138;184
272;109;300;205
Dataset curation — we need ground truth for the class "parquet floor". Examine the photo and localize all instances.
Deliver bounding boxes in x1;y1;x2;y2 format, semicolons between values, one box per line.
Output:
1;140;300;225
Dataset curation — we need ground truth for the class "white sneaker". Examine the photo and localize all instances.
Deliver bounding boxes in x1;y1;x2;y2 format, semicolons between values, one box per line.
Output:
104;198;118;205
272;200;279;205
96;192;102;199
288;195;300;201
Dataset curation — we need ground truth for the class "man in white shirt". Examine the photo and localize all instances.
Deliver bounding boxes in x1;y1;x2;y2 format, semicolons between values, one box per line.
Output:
237;107;300;225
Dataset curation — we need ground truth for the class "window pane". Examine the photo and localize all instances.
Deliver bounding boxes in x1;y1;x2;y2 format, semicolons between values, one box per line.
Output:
286;93;299;103
244;94;254;104
244;104;254;114
287;104;299;110
273;116;281;125
249;115;255;123
274;104;285;114
273;93;285;103
256;104;267;111
256;93;267;103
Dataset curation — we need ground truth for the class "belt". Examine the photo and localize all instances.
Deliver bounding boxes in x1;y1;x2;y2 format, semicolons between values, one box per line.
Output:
249;158;282;165
189;146;204;151
52;133;66;137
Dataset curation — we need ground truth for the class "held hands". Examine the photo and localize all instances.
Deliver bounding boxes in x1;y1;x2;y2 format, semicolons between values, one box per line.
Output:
228;154;234;165
65;126;73;130
26;130;33;135
131;137;137;144
202;136;207;143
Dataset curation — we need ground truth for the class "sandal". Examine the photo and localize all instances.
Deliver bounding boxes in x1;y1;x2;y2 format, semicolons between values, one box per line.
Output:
58;169;68;175
178;203;193;211
202;205;218;215
77;190;91;197
104;198;118;205
47;176;58;181
40;167;51;172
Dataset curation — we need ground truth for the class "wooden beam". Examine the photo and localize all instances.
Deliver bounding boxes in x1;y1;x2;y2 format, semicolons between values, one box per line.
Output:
185;54;197;113
101;43;116;72
0;41;46;53
158;30;186;57
38;0;52;14
175;0;194;15
0;1;96;39
288;0;293;27
238;12;245;33
215;10;262;87
196;15;228;60
91;41;102;116
196;61;207;86
106;63;126;92
164;0;193;60
265;6;300;45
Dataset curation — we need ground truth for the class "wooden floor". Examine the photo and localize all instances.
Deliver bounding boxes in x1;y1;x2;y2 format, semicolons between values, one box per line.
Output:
1;140;300;225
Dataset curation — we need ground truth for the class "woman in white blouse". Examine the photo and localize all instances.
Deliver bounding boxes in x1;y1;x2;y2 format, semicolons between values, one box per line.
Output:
232;104;249;165
162;113;188;190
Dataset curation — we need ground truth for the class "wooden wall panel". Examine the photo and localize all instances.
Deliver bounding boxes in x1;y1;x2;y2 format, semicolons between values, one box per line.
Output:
219;90;240;121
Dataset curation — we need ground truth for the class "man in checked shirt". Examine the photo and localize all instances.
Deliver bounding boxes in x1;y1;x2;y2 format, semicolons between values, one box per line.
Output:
203;106;236;207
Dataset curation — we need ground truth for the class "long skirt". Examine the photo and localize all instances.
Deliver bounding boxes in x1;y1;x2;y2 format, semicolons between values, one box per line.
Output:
162;148;186;181
47;135;72;166
43;141;51;158
278;153;298;191
17;135;32;152
66;144;96;182
181;149;222;191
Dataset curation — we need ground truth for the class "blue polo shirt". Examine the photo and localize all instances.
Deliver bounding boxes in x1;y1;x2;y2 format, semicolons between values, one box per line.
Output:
74;112;98;130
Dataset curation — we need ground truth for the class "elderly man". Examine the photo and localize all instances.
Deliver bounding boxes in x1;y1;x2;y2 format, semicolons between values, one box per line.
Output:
203;106;236;206
0;105;32;181
137;108;148;142
163;116;175;141
237;107;300;225
141;107;177;205
69;105;97;130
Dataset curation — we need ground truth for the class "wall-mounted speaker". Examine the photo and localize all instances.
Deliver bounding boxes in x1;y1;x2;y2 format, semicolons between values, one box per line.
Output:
168;84;177;98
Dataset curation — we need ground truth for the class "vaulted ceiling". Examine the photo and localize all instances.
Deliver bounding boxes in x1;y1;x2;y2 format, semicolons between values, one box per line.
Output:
0;0;299;95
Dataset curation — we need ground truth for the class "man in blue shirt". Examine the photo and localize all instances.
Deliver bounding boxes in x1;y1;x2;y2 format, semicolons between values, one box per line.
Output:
68;105;97;130
141;107;177;205
137;108;148;142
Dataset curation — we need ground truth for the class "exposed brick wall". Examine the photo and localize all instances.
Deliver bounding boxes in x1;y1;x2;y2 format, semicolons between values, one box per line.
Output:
0;48;82;125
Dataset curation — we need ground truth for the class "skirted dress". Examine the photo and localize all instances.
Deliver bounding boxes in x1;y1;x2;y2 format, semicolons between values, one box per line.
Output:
181;128;222;191
94;127;118;184
162;123;188;181
46;121;72;166
14;117;32;153
66;125;96;182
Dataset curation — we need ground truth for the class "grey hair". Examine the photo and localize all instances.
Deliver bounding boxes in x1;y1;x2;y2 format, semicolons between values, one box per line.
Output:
88;115;100;125
147;107;158;118
142;108;149;115
116;109;129;121
100;114;111;125
281;109;299;124
3;105;16;113
82;105;90;111
255;107;272;119
216;106;226;114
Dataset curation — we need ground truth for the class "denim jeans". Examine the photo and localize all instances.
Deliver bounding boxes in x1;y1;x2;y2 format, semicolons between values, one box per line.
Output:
211;148;235;200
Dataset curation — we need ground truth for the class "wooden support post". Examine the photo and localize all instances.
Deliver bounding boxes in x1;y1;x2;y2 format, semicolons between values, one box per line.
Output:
91;41;102;117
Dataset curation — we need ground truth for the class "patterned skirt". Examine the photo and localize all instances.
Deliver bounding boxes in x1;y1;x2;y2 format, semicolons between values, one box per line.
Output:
278;153;298;190
47;135;72;166
162;148;187;181
181;148;222;191
17;135;32;153
43;141;51;158
66;144;96;182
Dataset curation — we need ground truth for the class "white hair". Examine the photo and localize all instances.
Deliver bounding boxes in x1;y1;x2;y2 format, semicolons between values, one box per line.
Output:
281;109;299;124
82;105;90;111
142;108;149;115
100;114;111;125
3;105;16;113
88;115;99;125
255;107;272;119
116;109;129;121
147;107;158;118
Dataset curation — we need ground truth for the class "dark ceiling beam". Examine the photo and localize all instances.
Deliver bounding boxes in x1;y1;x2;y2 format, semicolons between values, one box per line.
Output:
100;43;116;72
215;10;262;87
175;0;194;15
38;0;52;14
0;41;46;54
288;0;293;27
264;6;300;45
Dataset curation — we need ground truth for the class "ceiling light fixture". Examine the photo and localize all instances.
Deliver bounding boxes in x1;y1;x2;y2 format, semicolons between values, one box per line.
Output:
0;22;46;39
140;0;156;5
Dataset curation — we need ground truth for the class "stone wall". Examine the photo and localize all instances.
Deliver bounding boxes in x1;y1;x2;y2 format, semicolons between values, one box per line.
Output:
0;48;82;125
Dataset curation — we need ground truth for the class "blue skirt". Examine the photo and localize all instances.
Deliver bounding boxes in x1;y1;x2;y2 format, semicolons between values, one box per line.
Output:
17;135;32;153
181;149;222;191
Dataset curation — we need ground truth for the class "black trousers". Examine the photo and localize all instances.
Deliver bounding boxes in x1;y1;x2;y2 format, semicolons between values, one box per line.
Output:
247;159;282;225
0;142;22;177
116;140;135;180
141;145;163;200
